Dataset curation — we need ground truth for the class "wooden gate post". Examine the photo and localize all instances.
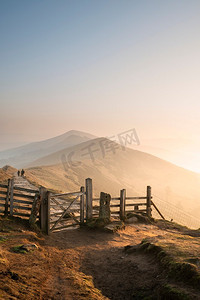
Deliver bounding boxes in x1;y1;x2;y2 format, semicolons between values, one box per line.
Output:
85;178;93;220
80;186;85;224
40;188;50;234
120;189;126;220
5;179;11;215
9;178;14;216
146;186;152;217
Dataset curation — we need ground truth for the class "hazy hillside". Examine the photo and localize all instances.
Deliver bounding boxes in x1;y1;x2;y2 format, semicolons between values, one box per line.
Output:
0;130;96;168
0;165;17;183
26;138;200;220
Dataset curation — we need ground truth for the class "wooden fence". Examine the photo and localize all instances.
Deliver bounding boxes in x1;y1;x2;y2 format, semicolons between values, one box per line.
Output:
92;185;152;219
0;178;161;234
0;179;39;218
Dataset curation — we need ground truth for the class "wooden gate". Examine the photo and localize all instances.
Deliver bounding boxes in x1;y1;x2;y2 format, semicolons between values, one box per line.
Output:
49;187;85;233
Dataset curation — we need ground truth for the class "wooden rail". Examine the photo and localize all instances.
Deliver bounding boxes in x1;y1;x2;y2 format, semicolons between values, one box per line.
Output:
0;178;39;219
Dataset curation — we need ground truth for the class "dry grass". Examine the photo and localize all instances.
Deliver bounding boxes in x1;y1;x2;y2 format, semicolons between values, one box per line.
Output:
0;214;200;299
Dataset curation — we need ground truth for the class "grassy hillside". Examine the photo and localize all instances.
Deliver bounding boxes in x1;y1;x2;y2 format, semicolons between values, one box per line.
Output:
0;166;17;183
25;139;200;224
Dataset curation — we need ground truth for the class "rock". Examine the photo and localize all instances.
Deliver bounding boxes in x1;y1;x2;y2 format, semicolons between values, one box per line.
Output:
125;216;138;224
20;244;38;252
99;192;111;221
124;244;140;254
104;221;125;233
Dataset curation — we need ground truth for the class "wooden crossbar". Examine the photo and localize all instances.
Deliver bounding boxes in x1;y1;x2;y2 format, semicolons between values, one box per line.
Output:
50;194;80;231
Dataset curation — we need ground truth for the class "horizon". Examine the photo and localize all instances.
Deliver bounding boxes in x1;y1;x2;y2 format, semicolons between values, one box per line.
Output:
1;1;200;172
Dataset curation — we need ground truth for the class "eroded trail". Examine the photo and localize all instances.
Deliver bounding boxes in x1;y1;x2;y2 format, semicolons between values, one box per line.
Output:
40;225;168;299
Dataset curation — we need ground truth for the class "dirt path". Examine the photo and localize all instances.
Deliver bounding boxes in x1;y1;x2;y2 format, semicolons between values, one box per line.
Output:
39;225;169;299
13;174;38;191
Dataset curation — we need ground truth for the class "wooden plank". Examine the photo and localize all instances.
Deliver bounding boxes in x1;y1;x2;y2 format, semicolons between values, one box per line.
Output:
10;179;14;216
151;201;165;220
0;184;8;188
13;199;33;205
13;205;32;211
126;209;147;213
80;186;84;224
52;191;83;197
51;223;79;231
126;197;147;200
50;212;62;217
14;186;38;193
86;178;93;220
13;193;35;199
13;212;30;217
125;203;146;207
51;198;66;210
0;191;7;195
93;197;120;201
110;204;120;208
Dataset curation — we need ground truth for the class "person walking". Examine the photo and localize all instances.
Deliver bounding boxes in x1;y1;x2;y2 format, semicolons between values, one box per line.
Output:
17;170;20;176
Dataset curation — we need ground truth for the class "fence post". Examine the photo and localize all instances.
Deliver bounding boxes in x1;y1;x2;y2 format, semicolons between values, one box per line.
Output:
46;192;50;235
80;186;85;224
120;189;126;220
85;178;93;220
5;179;11;215
40;187;50;234
9;178;14;216
146;186;152;217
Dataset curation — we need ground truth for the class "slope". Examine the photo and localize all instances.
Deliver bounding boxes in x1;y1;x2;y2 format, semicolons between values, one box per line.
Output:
25;138;200;222
0;130;96;168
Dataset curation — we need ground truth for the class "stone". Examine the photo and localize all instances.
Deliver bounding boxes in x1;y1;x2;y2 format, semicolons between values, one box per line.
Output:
99;192;111;222
20;244;38;252
125;217;138;224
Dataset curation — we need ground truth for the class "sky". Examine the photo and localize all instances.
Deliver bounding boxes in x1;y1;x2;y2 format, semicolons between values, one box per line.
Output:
1;0;200;171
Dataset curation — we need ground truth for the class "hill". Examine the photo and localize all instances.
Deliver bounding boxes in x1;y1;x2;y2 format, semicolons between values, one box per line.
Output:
25;138;200;223
0;165;17;183
0;130;96;168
